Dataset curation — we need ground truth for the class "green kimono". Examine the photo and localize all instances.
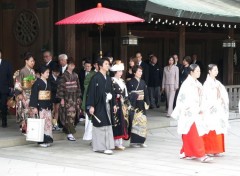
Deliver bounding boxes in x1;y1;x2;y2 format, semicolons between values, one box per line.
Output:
81;71;96;111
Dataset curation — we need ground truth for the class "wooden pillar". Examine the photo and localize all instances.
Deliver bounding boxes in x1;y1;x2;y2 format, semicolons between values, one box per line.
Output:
223;29;234;85
179;26;185;61
163;37;170;66
64;0;76;60
120;24;128;68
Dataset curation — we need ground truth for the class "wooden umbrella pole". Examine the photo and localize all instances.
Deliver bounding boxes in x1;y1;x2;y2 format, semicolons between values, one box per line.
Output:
98;24;104;58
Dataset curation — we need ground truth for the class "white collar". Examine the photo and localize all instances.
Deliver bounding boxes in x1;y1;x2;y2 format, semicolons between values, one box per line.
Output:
62;65;68;72
62;65;67;69
112;77;128;97
46;59;52;66
52;74;57;80
0;59;2;64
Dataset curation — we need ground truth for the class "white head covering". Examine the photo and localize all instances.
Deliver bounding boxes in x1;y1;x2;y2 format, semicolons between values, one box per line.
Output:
110;63;124;71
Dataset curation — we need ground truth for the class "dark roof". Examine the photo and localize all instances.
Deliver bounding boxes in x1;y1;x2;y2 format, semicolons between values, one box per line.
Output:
145;0;240;23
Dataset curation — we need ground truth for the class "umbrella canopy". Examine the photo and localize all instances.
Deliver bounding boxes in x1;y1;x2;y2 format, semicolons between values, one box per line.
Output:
55;3;144;25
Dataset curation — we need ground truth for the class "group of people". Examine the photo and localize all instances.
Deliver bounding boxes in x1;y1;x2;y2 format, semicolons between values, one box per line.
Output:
0;49;229;160
1;50;150;154
172;64;229;163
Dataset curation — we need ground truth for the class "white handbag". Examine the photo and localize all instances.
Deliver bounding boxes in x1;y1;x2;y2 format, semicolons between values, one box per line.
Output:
26;118;45;142
83;113;93;141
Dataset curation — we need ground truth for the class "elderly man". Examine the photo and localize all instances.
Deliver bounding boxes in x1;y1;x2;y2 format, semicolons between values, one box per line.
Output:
58;54;68;75
148;55;162;109
0;50;13;127
136;52;149;85
43;51;57;73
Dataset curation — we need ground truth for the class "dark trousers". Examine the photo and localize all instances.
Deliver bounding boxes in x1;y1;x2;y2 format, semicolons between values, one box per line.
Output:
173;89;179;109
0;92;8;126
148;87;160;108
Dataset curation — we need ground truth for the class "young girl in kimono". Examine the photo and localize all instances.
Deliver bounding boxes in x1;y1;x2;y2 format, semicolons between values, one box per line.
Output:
202;64;229;156
29;66;53;147
57;59;81;141
171;64;213;163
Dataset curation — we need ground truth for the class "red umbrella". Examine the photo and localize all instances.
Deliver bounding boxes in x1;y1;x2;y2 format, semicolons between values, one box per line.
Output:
56;3;144;57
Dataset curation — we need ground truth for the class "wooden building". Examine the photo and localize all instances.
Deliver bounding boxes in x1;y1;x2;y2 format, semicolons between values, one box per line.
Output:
1;0;240;84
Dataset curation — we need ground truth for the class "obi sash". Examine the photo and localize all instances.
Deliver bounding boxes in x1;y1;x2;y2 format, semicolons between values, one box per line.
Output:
38;91;51;100
65;81;78;92
131;90;144;100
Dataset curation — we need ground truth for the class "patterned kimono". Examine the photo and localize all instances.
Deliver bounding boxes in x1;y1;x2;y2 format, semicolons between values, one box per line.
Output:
14;66;35;133
112;77;129;143
171;75;208;158
29;78;53;144
126;77;150;144
202;75;229;154
56;71;81;134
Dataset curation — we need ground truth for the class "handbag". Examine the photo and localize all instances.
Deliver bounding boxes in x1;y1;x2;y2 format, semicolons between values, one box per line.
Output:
161;92;166;102
7;97;16;109
83;113;93;141
26;115;45;142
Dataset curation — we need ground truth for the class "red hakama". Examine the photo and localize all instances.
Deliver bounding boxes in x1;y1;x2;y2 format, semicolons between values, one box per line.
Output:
203;130;225;154
180;123;205;158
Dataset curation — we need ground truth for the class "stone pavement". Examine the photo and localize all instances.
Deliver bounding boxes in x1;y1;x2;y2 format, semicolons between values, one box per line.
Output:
0;107;177;148
0;110;240;176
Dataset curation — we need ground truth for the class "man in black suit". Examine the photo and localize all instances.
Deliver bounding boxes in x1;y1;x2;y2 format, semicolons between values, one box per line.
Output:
58;54;68;75
0;50;13;127
43;51;57;73
148;55;162;109
136;52;149;85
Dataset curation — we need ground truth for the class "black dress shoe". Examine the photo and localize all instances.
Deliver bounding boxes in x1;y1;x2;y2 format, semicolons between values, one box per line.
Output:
2;124;7;128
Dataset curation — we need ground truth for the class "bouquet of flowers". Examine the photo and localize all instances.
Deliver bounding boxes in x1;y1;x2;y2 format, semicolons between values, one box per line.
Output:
22;75;35;89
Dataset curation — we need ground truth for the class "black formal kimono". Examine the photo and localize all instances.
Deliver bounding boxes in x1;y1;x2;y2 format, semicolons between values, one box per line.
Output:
127;78;150;115
86;72;116;127
86;72;116;151
127;77;150;144
112;77;129;141
29;78;53;144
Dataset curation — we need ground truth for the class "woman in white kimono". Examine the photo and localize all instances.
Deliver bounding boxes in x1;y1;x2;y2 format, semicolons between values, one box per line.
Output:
171;64;212;163
202;64;229;156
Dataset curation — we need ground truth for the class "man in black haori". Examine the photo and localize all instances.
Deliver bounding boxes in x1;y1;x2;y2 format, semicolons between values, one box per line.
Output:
86;58;117;155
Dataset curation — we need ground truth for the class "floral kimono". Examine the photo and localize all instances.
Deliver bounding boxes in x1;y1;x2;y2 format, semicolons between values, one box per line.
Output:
201;75;229;154
171;75;208;158
202;75;229;134
29;78;53;144
56;70;81;134
14;66;35;133
126;77;150;144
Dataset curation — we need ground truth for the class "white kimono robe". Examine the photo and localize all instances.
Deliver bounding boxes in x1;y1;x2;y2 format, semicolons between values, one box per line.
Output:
171;75;207;136
202;75;229;134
